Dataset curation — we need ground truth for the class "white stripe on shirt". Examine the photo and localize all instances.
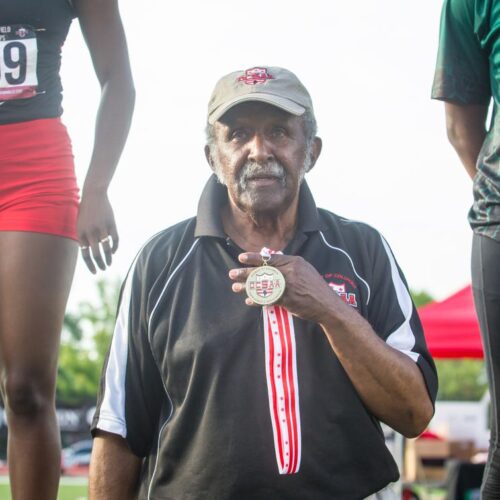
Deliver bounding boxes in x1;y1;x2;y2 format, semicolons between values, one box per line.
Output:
380;236;419;362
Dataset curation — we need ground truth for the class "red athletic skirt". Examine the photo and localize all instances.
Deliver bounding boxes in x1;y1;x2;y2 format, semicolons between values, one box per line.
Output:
0;118;80;241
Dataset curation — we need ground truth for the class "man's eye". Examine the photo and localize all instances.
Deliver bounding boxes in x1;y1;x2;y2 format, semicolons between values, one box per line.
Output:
271;127;286;138
231;130;248;141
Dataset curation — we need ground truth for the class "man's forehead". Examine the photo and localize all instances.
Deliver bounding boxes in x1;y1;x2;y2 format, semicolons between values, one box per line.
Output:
217;101;299;126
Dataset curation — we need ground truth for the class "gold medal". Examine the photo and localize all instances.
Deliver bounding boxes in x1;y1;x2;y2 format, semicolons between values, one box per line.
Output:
245;251;286;306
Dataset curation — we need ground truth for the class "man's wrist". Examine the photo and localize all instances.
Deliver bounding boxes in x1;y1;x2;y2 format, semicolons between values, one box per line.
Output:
315;292;352;330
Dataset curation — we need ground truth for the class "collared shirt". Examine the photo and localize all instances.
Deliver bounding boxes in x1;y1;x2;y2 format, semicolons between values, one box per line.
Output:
92;176;437;500
432;0;500;241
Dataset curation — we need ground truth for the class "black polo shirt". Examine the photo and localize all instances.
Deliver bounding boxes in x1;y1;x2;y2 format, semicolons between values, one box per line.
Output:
92;175;437;500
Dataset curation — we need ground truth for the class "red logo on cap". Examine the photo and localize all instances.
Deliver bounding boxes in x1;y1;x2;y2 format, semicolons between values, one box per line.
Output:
238;67;274;85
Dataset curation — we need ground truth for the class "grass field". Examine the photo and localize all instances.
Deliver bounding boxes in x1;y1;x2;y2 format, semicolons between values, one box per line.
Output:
412;484;447;500
0;479;449;500
0;477;88;500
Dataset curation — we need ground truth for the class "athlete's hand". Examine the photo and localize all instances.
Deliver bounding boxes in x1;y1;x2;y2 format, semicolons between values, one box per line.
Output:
229;252;343;324
77;189;119;274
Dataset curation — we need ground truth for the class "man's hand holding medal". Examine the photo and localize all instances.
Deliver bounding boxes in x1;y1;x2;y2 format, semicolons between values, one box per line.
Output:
229;248;344;325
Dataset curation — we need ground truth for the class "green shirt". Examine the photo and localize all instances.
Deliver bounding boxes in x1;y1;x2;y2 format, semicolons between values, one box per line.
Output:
432;0;500;241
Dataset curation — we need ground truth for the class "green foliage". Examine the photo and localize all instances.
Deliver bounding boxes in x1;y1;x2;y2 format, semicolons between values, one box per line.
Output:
410;289;487;401
410;289;434;308
57;278;121;405
435;359;487;401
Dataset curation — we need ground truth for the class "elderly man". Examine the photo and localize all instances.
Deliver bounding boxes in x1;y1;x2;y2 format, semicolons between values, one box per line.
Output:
89;66;437;500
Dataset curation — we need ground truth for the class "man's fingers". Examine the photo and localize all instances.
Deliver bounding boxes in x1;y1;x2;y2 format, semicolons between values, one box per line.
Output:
238;252;264;265
238;252;285;266
231;252;289;282
231;282;246;293
229;267;253;282
231;281;261;307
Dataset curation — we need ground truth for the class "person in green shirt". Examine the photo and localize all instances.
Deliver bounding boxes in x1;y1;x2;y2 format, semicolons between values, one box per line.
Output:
433;0;500;497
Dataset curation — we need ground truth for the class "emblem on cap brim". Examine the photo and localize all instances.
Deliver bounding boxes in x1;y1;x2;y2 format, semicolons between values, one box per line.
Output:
238;67;274;85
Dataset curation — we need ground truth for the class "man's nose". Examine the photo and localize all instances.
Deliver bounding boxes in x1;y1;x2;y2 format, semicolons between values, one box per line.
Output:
247;134;273;163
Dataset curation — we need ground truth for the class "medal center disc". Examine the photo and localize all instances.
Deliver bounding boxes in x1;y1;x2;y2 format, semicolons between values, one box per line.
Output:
245;266;286;306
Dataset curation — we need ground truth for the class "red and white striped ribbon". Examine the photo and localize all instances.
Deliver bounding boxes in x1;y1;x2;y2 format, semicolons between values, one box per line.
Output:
261;248;301;475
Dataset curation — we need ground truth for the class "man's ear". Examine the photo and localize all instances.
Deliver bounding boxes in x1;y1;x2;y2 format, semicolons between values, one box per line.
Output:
205;144;215;172
306;137;322;172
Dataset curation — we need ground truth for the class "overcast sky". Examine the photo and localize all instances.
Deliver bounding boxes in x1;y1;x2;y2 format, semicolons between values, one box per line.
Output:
61;0;474;310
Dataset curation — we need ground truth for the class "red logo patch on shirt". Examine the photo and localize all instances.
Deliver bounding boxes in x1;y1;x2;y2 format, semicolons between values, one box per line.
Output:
238;67;274;85
323;274;358;308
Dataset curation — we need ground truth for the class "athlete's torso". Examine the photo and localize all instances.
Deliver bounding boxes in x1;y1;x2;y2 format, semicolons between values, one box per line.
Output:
469;0;500;239
0;0;75;124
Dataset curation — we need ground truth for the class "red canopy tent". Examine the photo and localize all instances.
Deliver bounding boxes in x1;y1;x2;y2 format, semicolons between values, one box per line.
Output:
418;285;484;359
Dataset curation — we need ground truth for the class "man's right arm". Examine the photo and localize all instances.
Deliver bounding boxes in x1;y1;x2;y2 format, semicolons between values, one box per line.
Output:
89;430;142;500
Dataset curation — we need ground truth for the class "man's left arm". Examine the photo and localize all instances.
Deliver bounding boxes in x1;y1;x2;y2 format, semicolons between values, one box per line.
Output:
231;248;436;438
316;292;434;438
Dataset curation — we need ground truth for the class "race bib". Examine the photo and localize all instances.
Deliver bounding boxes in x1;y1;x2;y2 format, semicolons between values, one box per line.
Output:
0;24;38;101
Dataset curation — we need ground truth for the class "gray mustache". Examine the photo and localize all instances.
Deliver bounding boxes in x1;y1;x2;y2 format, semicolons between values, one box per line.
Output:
239;161;286;186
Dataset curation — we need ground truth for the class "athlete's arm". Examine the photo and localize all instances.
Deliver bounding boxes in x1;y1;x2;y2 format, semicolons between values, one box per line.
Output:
73;0;135;273
230;253;434;438
89;431;142;500
444;102;488;180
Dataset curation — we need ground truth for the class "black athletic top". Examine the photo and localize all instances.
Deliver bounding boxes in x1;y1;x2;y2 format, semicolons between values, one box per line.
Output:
92;176;438;500
0;0;75;124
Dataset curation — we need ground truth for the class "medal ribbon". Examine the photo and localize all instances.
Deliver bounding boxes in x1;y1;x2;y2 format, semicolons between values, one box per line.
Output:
261;248;301;474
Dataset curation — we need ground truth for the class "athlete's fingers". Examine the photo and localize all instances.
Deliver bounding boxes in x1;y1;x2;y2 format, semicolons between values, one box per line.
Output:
99;234;113;266
80;243;97;274
109;224;119;253
89;236;106;271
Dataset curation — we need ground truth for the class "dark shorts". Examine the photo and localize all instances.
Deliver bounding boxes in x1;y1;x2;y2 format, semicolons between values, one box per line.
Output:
0;118;79;241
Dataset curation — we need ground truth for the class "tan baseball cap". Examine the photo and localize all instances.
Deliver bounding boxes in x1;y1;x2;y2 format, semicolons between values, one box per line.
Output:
207;66;314;125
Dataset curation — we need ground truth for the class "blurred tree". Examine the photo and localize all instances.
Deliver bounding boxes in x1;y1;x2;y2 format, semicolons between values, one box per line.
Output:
410;289;434;308
411;289;487;401
435;359;487;401
57;278;121;405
